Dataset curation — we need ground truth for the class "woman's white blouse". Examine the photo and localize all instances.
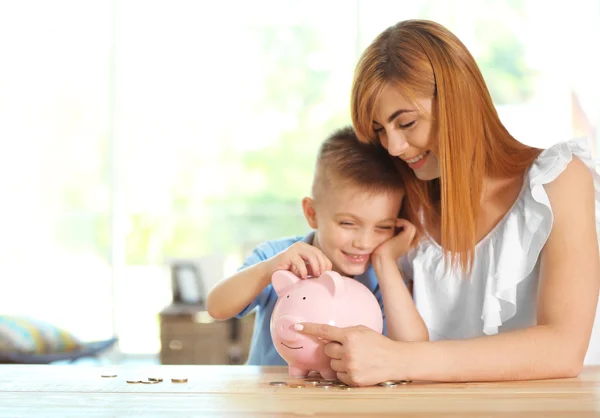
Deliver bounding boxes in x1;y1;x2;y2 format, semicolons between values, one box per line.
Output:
400;138;600;341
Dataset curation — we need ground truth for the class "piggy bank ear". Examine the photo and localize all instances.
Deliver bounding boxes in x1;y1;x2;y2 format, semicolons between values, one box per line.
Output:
321;271;345;297
271;270;300;296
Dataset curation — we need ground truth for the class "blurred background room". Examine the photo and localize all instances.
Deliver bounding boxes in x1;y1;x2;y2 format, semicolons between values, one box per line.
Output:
0;0;599;366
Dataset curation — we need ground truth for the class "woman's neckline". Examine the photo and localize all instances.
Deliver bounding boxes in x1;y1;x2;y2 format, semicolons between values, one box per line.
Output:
423;173;530;252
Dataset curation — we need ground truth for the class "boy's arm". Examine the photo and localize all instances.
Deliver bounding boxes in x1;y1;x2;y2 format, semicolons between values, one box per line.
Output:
372;255;428;342
372;219;428;342
207;240;332;321
207;257;275;321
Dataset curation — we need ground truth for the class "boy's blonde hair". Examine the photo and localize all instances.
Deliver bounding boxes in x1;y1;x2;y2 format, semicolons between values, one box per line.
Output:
312;126;404;202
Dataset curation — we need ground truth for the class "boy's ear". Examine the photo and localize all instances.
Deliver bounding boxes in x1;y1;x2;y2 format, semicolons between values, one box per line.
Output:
302;197;318;229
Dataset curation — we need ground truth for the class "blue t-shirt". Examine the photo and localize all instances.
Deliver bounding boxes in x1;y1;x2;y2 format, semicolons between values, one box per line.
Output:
236;232;388;366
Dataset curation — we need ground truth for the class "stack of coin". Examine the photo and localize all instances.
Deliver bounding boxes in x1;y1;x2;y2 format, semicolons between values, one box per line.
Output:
262;376;409;389
304;378;321;386
263;376;368;389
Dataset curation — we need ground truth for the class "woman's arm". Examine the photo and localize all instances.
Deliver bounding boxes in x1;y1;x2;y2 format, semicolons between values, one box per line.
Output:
298;158;599;385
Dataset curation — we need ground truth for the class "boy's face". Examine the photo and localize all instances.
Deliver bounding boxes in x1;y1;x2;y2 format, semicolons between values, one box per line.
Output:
302;184;403;277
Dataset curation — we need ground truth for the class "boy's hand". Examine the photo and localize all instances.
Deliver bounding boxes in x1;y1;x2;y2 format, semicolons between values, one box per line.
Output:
373;219;417;261
269;242;333;279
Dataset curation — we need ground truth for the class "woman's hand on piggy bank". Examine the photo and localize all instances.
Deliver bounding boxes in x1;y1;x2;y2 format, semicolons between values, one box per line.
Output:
294;322;405;386
268;242;332;279
373;218;417;261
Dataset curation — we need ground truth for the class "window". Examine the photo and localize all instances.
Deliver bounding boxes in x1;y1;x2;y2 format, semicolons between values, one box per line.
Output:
0;1;113;341
1;0;598;358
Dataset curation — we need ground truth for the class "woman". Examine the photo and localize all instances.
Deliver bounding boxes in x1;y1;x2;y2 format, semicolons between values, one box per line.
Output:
297;19;600;385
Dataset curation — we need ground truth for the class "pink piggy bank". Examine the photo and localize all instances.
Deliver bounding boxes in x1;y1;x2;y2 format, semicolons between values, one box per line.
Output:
270;270;383;379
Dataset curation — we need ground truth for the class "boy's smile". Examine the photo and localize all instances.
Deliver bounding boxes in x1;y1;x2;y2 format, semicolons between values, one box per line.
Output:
342;251;370;265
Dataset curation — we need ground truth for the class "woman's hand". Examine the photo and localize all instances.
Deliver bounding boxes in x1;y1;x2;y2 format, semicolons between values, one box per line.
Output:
373;219;417;262
295;323;408;386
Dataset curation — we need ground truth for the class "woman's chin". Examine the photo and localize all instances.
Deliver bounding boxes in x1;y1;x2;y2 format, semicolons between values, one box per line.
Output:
413;154;441;180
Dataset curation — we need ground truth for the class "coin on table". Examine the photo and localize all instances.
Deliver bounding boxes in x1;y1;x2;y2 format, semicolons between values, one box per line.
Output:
289;384;305;388
171;378;188;383
399;380;412;384
269;381;288;387
101;374;117;378
141;380;160;384
338;386;354;390
378;380;398;387
316;383;333;389
148;377;163;382
304;378;320;384
126;380;142;384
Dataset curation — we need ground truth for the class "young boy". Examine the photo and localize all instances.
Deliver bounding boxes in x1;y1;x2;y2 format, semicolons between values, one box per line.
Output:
207;126;428;365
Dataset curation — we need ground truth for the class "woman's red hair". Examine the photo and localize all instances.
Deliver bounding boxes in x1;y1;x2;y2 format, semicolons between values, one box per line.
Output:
351;19;541;272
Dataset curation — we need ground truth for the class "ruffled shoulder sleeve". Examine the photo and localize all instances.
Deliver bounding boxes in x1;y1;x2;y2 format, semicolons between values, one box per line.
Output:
481;137;600;335
529;138;600;236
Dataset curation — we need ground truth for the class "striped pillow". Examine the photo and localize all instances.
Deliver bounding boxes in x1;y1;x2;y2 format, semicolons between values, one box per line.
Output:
0;316;81;354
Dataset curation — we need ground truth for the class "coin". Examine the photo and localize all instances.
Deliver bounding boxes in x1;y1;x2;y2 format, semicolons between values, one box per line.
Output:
148;378;163;382
316;383;333;388
171;378;188;383
101;374;117;378
338;386;353;390
141;380;160;384
269;381;287;387
304;378;320;383
126;380;142;384
378;380;398;387
400;380;412;384
289;384;305;388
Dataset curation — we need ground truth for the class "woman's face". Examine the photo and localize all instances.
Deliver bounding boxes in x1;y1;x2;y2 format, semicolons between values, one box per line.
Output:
372;84;440;181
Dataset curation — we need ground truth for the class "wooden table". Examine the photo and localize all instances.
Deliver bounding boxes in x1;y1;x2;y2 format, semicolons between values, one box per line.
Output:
0;365;598;417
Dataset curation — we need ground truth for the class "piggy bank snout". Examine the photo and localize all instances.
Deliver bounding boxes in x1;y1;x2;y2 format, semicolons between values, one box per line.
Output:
274;314;305;342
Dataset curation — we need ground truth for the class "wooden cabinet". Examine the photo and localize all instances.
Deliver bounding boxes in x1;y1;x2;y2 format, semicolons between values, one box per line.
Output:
159;304;254;365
